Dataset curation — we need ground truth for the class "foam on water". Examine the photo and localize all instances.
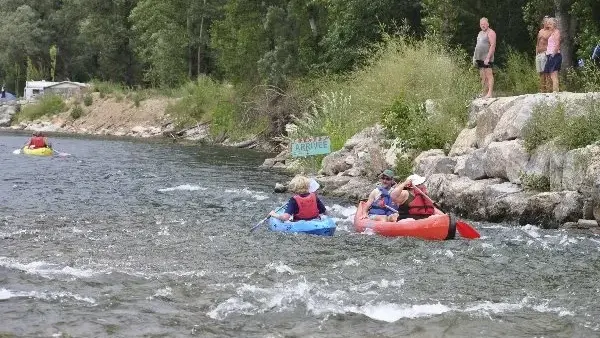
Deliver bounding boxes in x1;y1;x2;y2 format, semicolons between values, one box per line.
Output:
207;279;576;323
0;288;96;304
158;184;207;192
223;187;269;201
0;257;101;279
263;262;300;275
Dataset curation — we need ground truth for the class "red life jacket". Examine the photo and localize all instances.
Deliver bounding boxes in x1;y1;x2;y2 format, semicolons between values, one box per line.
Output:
407;185;435;216
292;193;320;220
29;136;47;149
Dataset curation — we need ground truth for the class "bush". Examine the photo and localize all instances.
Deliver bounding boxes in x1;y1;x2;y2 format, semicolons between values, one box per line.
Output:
560;101;600;150
91;80;125;96
131;92;145;107
287;92;363;151
523;100;600;152
520;172;550;191
394;152;417;180
495;49;539;95
292;35;479;153
15;95;66;122
83;94;93;106
565;64;600;92
522;104;566;152
70;105;83;119
167;76;256;139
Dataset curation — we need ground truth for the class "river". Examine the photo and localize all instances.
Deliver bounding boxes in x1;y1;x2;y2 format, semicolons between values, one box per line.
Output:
1;132;599;337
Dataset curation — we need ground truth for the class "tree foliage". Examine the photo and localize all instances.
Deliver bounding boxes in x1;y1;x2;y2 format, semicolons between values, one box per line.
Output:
0;0;597;93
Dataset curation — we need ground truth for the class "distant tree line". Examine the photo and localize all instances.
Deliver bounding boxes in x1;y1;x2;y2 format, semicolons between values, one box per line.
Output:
0;0;598;95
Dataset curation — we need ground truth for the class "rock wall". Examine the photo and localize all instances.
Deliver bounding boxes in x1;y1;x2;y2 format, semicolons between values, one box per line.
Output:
263;92;600;230
415;92;600;229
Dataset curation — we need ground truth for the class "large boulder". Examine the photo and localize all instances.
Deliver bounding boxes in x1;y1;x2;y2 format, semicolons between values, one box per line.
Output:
320;125;389;179
414;155;456;178
449;128;477;156
519;191;583;228
523;141;558;178
457;149;487;180
0;104;18;127
483;140;530;184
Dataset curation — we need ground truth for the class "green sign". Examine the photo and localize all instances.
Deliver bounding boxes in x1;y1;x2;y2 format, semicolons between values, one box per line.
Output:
291;137;331;157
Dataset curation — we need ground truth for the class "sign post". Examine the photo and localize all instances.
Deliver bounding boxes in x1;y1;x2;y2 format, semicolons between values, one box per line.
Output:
290;136;331;157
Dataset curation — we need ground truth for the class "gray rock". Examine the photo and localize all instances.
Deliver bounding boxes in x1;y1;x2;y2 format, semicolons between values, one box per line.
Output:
576;219;599;229
274;183;287;193
458;149;487;180
449;128;477;156
483;140;529;183
414;155;456;178
0;104;17;127
519;191;583;229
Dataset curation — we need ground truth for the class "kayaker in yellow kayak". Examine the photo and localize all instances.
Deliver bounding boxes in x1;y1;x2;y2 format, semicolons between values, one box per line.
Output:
24;131;52;149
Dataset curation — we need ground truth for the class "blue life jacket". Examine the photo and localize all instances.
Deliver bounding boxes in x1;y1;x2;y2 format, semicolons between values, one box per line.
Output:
368;186;398;216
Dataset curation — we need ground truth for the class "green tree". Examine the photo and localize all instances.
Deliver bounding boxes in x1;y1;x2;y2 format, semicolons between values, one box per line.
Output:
49;44;57;81
317;0;422;72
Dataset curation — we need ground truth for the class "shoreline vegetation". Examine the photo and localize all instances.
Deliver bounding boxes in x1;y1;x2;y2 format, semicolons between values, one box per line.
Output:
10;35;600;164
0;0;598;160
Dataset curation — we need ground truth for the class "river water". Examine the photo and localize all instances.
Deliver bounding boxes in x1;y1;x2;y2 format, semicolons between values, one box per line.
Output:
1;132;599;337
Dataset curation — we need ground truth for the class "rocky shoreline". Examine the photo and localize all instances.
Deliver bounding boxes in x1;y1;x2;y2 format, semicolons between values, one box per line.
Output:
0;95;270;151
262;92;600;231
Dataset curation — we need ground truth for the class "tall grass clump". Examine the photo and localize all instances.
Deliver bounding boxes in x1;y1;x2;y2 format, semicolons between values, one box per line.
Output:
291;34;479;154
287;91;362;151
83;93;93;106
495;49;539;95
523;100;600;152
15;94;66;122
522;104;567;152
90;80;126;97
168;76;256;139
560;100;600;149
70;105;83;119
565;64;600;92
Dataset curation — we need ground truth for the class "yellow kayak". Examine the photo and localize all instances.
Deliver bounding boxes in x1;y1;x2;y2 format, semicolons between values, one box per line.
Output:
22;146;54;156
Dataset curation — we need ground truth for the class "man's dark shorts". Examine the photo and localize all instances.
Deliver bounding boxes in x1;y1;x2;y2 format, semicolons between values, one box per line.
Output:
544;53;562;73
476;60;493;69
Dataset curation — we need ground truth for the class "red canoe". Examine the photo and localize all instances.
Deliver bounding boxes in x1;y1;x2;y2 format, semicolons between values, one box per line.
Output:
353;201;456;240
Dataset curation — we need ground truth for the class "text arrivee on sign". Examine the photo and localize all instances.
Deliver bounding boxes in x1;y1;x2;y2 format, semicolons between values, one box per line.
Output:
290;136;331;157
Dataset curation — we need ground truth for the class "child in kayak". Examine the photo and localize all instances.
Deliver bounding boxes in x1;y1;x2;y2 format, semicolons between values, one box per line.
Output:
269;175;326;221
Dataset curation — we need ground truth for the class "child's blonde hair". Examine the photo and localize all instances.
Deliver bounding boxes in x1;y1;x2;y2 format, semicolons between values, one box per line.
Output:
288;175;311;194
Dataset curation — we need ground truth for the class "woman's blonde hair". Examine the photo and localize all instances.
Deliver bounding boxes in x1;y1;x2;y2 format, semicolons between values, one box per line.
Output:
288;175;311;194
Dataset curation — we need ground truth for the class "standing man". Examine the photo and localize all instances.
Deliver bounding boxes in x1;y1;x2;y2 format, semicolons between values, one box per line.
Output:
472;17;496;98
536;17;552;92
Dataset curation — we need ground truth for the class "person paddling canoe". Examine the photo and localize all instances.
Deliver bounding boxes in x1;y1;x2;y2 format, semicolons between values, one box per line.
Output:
25;131;52;149
389;174;435;220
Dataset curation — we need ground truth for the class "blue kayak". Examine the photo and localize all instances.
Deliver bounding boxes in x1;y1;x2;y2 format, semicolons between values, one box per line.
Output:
268;212;336;236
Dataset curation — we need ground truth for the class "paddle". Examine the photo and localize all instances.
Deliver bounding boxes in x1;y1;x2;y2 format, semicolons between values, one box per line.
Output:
52;148;71;157
250;203;287;232
250;178;321;232
410;184;480;239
